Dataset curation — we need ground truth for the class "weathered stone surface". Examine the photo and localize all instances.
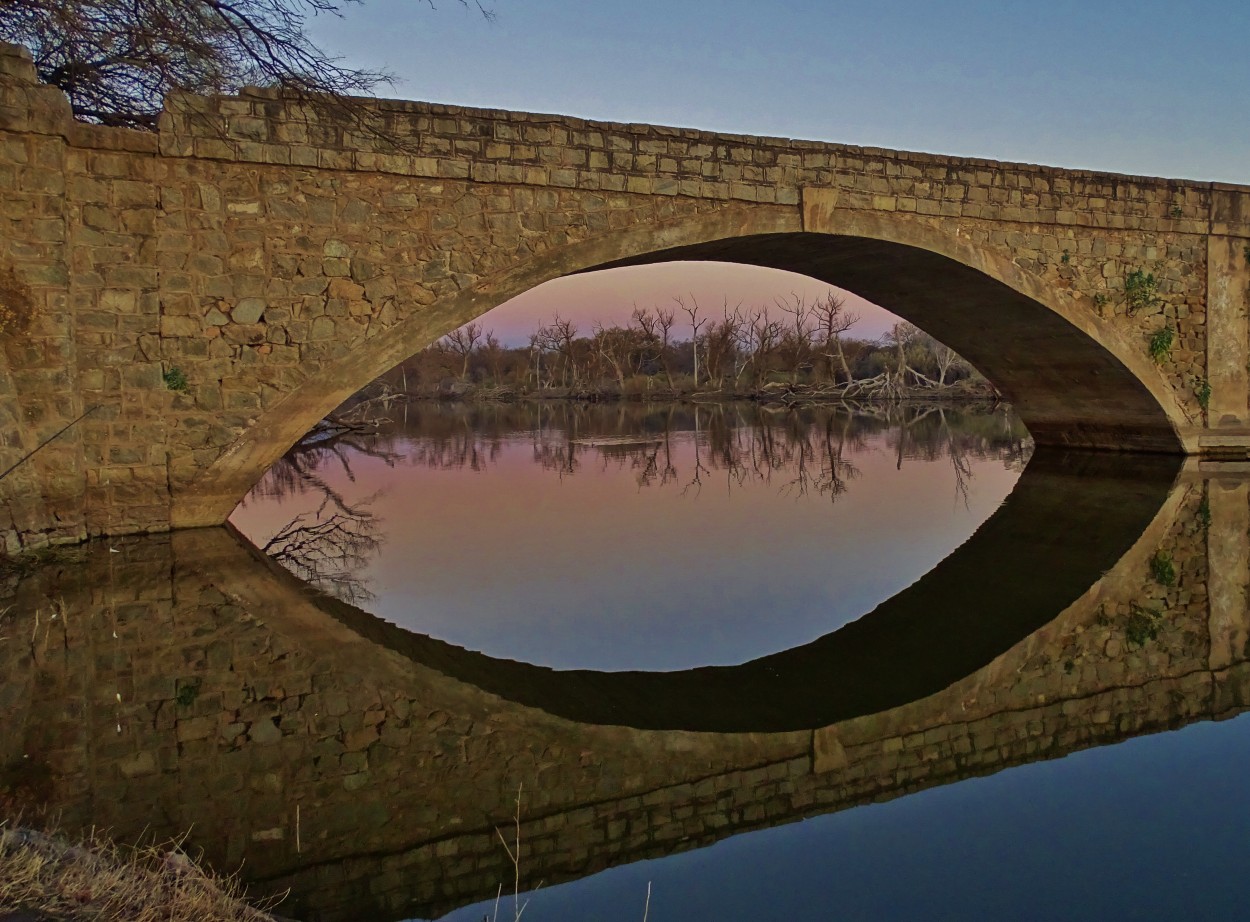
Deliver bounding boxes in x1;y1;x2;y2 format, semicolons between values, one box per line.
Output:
0;38;1246;548
230;298;265;325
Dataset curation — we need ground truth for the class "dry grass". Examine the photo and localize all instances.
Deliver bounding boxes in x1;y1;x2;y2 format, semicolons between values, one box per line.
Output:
0;826;282;921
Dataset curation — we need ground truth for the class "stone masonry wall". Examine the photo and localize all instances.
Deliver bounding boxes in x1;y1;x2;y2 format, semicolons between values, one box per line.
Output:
0;46;84;548
1;38;1249;549
158;81;1239;414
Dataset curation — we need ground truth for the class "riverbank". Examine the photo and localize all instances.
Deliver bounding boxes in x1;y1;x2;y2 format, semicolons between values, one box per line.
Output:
347;377;999;412
0;826;282;922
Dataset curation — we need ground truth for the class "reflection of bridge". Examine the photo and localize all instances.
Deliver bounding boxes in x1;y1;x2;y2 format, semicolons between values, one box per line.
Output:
2;40;1250;549
3;456;1248;920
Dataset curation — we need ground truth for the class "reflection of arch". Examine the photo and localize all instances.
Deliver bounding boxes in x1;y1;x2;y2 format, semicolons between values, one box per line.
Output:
177;207;1186;526
243;449;1180;732
7;451;1203;921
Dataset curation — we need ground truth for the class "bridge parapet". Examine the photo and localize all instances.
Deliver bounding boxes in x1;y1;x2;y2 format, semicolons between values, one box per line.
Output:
161;84;1235;234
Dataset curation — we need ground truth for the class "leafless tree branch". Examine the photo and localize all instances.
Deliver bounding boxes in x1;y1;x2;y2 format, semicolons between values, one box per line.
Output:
1;0;490;129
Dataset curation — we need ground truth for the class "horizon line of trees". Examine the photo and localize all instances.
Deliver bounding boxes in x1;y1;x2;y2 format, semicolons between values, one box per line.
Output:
380;293;990;400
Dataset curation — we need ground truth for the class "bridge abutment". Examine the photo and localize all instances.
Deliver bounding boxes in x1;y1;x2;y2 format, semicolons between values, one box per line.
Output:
1204;231;1250;429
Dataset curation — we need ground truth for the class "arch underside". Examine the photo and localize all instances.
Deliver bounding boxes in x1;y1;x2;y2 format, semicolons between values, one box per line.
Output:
593;233;1183;453
248;449;1180;733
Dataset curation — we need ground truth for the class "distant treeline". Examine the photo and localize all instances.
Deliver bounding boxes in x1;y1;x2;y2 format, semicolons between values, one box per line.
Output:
377;294;991;401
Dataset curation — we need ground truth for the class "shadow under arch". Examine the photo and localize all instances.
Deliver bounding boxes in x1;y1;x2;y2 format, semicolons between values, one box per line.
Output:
243;448;1181;733
179;206;1188;527
595;212;1188;453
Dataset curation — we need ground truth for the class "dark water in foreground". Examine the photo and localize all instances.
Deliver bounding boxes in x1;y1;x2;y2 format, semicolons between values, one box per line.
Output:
4;400;1250;921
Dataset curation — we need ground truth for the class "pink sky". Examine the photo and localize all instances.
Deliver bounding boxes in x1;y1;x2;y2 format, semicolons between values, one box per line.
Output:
480;262;902;346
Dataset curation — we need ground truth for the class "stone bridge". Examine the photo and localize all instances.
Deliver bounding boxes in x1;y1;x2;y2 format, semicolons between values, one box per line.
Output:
3;455;1249;919
2;40;1250;548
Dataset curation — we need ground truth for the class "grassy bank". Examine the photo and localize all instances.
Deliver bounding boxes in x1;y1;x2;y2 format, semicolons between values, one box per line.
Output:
0;826;282;922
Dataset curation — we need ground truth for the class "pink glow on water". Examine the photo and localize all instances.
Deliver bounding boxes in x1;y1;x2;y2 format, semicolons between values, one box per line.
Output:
230;408;1025;671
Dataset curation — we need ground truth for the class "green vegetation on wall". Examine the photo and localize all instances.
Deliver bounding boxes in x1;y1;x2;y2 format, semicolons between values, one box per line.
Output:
1148;326;1174;363
1149;549;1176;587
163;367;188;392
1124;269;1161;316
1196;379;1212;411
1125;602;1163;647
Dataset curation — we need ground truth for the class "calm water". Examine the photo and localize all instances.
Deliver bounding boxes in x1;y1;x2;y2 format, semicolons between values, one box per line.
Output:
6;399;1250;921
230;402;1030;671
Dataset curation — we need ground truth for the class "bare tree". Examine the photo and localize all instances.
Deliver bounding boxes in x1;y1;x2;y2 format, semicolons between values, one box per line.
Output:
481;330;505;384
701;306;741;389
532;314;579;387
527;331;545;389
813;292;859;383
888;321;918;382
550;315;579;387
676;295;707;389
777;294;814;385
928;336;968;387
441;320;483;381
629;305;659;374
655;307;676;390
629;305;669;389
592;321;631;392
2;0;493;130
734;306;784;388
4;0;378;129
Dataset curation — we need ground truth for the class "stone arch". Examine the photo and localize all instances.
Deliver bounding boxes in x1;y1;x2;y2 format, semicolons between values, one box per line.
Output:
174;205;1188;527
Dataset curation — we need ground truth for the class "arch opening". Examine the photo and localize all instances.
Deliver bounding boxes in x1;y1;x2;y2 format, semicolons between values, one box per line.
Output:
178;210;1186;527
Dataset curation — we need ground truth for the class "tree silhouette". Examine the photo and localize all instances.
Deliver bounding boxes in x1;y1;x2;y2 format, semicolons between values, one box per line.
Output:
1;0;488;129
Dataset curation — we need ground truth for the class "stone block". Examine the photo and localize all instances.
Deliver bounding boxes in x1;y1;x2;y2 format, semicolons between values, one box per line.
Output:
231;298;266;324
160;316;199;337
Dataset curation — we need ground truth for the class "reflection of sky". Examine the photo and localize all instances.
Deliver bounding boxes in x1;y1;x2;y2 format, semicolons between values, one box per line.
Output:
432;714;1250;922
479;262;901;346
231;419;1022;671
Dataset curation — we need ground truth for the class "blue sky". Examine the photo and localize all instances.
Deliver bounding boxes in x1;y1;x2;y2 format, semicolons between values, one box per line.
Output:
312;0;1249;183
306;0;1250;342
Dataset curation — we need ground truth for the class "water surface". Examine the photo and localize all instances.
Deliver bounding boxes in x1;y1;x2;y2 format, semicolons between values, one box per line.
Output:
230;401;1029;671
6;399;1248;922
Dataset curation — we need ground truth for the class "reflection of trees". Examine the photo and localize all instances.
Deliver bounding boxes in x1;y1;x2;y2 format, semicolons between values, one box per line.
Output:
262;497;381;604
335;400;1030;505
783;411;863;500
246;419;401;509
406;423;502;472
241;399;1030;599
242;421;397;603
881;403;1029;505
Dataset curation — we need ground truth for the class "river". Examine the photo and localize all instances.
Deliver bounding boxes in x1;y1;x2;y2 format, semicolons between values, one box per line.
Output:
3;400;1247;921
